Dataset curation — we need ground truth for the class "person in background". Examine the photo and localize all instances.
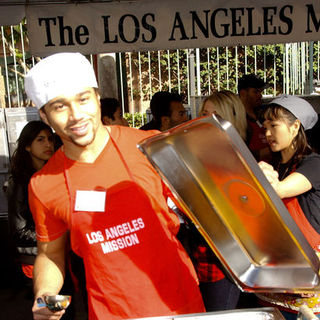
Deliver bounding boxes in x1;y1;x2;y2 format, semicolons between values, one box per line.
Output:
7;121;54;285
6;121;55;319
238;74;270;161
199;90;247;140
140;91;188;131
257;95;320;319
100;97;129;126
7;120;82;320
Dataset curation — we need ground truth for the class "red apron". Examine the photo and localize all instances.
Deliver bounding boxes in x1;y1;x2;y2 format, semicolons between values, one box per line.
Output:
283;197;320;251
281;165;320;251
64;132;204;320
257;197;320;313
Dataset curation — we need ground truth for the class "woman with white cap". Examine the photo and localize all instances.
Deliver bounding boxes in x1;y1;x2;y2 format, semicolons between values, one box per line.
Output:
259;95;320;234
257;95;320;319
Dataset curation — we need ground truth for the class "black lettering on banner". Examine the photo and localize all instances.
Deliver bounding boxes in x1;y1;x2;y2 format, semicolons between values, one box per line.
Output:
102;15;119;43
142;13;156;43
39;16;89;47
169;12;189;40
58;16;75;46
230;8;245;36
279;5;293;35
38;17;56;47
190;10;210;39
75;25;89;45
211;8;229;38
246;7;261;36
306;4;320;33
262;7;277;35
119;14;140;43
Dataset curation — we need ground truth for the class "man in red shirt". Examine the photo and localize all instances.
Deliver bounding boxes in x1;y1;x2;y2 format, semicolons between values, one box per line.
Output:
25;52;204;320
238;74;270;161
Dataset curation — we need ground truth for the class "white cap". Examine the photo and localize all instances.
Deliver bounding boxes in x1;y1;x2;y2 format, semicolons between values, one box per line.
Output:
25;52;98;109
270;95;318;130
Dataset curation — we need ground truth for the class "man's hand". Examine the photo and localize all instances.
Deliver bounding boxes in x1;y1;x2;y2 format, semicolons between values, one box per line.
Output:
32;234;67;320
32;295;65;320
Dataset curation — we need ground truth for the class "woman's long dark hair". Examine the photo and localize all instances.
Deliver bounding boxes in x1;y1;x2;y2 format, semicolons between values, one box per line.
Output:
10;121;53;184
259;103;312;169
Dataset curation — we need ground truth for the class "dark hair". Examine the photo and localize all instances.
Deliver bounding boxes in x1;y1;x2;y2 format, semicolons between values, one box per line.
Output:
150;91;182;126
237;74;267;92
10;121;53;184
260;104;312;168
100;98;120;121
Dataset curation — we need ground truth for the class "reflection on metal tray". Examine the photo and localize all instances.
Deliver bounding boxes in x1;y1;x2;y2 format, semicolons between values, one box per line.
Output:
134;308;284;320
138;116;320;293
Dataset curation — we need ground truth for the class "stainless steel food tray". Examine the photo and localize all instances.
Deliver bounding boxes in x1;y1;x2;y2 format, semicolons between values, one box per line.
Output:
134;307;284;320
138;115;320;292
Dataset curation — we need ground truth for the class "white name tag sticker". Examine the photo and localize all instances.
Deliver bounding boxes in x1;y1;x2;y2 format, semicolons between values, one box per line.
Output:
74;190;106;212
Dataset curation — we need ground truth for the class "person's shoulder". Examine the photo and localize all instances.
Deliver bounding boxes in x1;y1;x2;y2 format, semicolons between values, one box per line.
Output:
302;152;320;163
296;153;320;185
30;149;65;190
296;153;320;172
39;148;64;172
6;175;22;199
139;120;160;131
113;125;161;141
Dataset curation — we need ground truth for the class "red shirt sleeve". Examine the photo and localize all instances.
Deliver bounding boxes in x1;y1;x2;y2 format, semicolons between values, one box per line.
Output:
28;181;68;242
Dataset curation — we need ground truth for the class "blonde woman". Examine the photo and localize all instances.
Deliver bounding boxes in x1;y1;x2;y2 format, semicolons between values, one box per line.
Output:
200;90;247;141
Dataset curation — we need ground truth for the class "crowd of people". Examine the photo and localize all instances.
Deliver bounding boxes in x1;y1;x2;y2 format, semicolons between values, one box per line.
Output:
5;51;320;320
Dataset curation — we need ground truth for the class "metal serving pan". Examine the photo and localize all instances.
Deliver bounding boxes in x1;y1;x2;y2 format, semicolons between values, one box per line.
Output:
133;307;284;320
138;115;320;293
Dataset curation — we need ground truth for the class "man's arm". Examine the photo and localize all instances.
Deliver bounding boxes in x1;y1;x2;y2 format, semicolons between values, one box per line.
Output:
32;232;68;320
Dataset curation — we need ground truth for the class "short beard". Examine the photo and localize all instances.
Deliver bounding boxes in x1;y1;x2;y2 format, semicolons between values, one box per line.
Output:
69;131;96;148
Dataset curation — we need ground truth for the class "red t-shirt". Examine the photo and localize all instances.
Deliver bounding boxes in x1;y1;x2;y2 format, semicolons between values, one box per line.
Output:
29;126;179;242
247;117;271;162
247;117;268;152
29;125;204;319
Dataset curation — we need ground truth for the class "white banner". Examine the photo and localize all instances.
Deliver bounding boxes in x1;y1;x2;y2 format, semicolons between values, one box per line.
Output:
26;0;320;56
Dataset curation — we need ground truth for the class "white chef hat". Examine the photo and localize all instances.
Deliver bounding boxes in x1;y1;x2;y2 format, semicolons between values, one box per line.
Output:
25;52;98;109
270;95;318;130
